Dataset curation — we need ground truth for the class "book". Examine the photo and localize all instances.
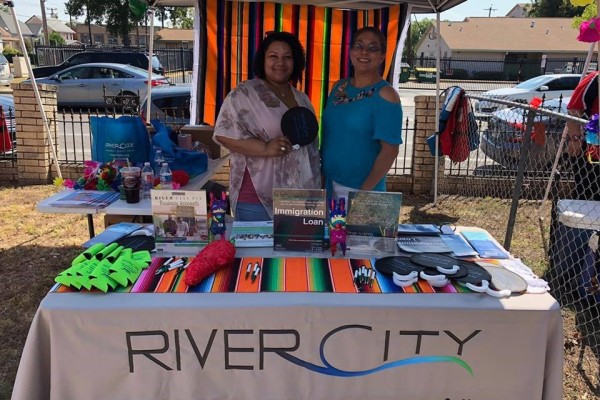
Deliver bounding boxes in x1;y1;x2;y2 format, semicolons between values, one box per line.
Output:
273;188;326;252
151;189;208;256
346;190;402;238
396;235;451;253
51;190;120;208
230;221;274;248
82;222;143;248
460;230;509;259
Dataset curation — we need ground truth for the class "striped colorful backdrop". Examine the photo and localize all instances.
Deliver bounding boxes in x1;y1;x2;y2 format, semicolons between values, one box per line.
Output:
200;1;410;125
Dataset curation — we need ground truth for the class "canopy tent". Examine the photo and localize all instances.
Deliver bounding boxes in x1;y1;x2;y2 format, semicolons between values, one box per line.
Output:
154;0;467;126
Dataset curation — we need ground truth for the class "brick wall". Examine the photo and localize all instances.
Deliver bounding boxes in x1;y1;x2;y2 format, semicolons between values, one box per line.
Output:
11;82;59;185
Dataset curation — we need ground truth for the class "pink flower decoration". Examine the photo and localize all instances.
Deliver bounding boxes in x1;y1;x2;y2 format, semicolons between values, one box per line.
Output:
578;18;600;43
63;179;75;189
172;182;181;190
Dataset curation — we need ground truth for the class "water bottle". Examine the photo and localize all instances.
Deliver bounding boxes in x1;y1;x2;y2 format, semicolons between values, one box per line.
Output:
141;162;154;199
159;162;173;189
153;149;165;175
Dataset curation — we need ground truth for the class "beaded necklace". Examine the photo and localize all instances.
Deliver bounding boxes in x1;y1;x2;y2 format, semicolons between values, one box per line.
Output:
333;79;377;105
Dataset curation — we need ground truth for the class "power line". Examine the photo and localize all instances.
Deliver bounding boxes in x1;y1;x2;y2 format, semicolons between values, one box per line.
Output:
484;4;498;18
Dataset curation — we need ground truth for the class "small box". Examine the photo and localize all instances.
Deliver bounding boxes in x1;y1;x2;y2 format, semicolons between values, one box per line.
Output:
549;199;600;308
179;125;229;160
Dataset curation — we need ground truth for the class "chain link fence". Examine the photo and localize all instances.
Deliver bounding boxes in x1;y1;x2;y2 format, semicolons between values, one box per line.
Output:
436;94;600;385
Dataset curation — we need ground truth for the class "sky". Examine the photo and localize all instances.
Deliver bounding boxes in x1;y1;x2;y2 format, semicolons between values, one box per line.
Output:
12;0;520;24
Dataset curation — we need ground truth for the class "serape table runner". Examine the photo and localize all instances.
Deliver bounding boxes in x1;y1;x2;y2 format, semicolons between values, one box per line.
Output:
51;257;471;294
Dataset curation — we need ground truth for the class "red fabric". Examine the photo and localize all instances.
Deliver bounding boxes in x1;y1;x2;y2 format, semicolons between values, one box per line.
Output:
0;107;11;153
184;240;236;286
238;168;261;204
568;71;599;116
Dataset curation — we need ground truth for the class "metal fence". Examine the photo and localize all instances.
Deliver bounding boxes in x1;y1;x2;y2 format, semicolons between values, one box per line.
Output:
436;95;600;387
399;55;599;91
389;116;414;175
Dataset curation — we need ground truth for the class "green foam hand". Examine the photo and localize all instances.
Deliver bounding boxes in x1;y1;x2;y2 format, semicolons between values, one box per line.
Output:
89;246;124;292
72;243;105;265
55;261;88;288
95;242;119;261
74;258;101;290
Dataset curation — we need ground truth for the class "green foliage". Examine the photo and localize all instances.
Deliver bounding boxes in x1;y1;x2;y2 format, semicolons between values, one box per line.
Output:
403;18;433;59
49;32;66;46
528;0;580;17
572;1;597;28
2;47;22;57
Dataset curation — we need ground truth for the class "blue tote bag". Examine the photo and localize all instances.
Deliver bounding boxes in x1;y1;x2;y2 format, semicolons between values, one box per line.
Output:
91;116;150;166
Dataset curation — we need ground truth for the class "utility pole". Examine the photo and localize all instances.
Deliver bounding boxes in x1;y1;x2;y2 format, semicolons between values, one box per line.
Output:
484;4;497;18
48;7;57;19
39;0;50;44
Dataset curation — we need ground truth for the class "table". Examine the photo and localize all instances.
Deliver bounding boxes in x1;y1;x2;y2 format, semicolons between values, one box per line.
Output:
12;250;563;400
36;156;229;237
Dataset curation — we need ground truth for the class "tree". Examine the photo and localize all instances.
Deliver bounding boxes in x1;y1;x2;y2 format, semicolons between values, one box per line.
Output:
403;17;433;59
169;7;193;29
103;0;145;47
528;0;579;17
64;0;104;45
572;1;597;28
49;32;66;46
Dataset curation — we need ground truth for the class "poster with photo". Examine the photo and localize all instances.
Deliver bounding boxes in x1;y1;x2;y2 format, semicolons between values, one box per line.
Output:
151;189;208;255
346;190;402;238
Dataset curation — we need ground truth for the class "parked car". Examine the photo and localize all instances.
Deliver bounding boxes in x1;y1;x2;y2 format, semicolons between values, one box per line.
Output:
480;96;569;170
140;83;191;123
475;74;579;116
31;63;169;108
32;51;165;78
0;53;13;86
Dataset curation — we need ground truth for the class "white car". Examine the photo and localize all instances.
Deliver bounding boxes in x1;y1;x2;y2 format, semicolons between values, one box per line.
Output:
475;74;580;116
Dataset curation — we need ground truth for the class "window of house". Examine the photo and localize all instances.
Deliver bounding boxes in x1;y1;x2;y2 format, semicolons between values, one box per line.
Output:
93;34;104;44
108;35;118;45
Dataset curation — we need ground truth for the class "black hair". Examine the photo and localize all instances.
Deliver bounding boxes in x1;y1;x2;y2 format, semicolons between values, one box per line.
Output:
253;31;305;83
351;26;386;53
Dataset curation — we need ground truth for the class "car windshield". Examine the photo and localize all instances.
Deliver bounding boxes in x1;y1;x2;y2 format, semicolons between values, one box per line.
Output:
514;75;552;90
152;56;162;69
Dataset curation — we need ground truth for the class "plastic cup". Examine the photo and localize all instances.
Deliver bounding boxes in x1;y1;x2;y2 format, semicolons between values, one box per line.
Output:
178;133;192;150
120;167;141;189
124;187;141;204
118;185;126;200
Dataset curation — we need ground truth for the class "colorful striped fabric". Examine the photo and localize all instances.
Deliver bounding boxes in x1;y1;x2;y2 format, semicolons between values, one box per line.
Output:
201;1;409;125
51;258;471;294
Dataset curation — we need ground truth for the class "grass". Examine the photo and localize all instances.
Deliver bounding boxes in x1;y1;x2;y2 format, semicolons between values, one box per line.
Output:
0;184;598;399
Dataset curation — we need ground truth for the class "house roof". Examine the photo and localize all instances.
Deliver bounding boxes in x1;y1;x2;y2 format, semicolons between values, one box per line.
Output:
26;16;74;34
0;11;32;36
435;17;589;53
155;28;194;42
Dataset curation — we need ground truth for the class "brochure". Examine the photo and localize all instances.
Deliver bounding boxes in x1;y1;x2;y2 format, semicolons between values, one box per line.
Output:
51;190;120;208
273;188;326;252
396;235;451;253
231;221;274;248
346;190;402;238
460;230;509;259
440;233;479;257
397;224;441;236
151;189;208;256
82;222;143;248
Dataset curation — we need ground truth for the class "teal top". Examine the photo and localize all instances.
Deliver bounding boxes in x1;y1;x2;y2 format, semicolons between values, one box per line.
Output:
321;79;403;193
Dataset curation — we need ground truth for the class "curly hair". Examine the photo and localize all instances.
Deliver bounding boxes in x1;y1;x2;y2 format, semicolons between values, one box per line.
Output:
253;31;306;83
351;26;387;53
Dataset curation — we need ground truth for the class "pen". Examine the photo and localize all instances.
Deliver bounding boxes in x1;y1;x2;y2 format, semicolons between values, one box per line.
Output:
251;266;261;283
354;269;359;284
245;263;252;280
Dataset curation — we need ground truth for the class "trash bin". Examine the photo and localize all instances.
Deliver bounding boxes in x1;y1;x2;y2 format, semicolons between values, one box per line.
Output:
549;199;600;309
414;67;437;83
398;63;411;83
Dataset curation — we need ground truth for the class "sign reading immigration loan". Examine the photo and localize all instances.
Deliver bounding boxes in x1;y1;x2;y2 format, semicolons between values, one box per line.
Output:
273;188;326;252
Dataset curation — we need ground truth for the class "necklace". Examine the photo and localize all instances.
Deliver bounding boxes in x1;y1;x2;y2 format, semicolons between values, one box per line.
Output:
264;80;297;108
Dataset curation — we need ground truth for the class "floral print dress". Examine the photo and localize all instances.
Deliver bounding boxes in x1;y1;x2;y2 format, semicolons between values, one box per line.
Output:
213;79;322;218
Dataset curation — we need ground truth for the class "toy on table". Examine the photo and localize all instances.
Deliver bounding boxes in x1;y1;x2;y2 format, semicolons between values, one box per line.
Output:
184;239;236;286
329;197;347;256
208;191;228;242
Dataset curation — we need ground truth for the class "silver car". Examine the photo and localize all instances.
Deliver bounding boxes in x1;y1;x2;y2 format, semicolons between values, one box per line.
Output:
480;96;569;170
33;63;169;108
140;83;191;124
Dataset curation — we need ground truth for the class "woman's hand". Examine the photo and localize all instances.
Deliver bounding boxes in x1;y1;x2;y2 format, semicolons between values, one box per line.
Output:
215;135;292;157
264;136;293;157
